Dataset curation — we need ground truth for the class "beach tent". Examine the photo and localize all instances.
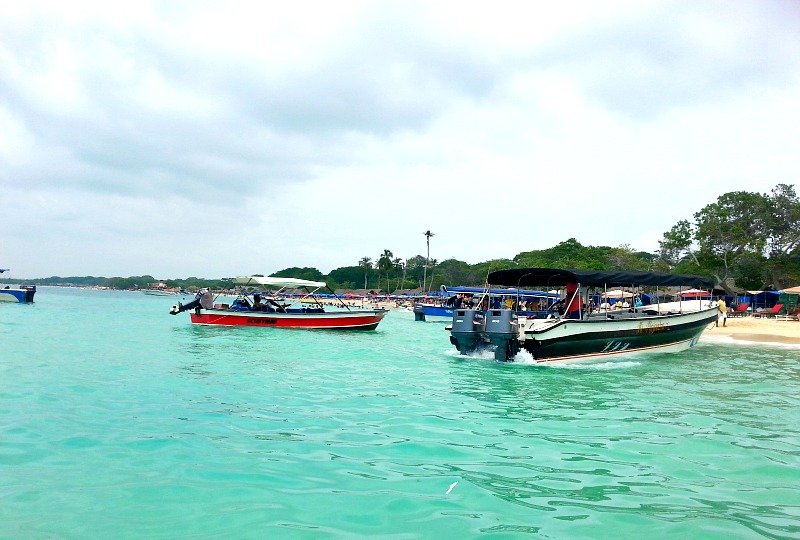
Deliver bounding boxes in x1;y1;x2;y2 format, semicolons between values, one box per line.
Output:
747;290;780;311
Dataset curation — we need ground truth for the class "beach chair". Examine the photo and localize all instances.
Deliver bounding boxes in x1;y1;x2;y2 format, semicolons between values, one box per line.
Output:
776;307;800;321
753;303;784;318
729;303;749;317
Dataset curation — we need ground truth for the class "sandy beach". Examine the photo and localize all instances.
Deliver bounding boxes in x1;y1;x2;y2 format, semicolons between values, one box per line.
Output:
701;315;800;346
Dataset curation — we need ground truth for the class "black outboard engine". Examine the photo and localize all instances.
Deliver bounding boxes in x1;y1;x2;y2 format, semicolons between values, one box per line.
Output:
22;285;36;303
170;289;212;316
484;309;520;361
449;309;487;354
413;303;426;321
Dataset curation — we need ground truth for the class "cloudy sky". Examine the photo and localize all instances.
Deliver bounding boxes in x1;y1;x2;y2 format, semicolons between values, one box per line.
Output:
2;1;798;279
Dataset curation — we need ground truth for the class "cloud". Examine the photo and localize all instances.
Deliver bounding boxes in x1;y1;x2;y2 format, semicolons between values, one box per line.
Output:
1;1;798;278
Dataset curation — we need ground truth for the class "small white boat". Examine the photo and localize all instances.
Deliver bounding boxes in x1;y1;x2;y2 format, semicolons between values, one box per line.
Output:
142;289;178;296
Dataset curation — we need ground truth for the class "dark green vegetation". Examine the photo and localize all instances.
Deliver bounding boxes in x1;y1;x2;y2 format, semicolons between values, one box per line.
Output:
5;185;798;293
658;184;800;293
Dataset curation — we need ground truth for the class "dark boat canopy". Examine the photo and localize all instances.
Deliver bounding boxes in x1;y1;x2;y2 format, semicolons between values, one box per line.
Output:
488;268;714;289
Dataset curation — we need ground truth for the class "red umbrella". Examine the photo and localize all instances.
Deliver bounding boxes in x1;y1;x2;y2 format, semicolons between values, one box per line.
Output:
678;288;711;298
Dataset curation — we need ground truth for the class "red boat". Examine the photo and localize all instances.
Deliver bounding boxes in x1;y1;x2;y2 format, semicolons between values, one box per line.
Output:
170;276;387;330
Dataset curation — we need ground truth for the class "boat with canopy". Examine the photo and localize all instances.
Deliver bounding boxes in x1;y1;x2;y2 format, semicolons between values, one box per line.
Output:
448;268;719;363
170;276;387;330
413;285;560;320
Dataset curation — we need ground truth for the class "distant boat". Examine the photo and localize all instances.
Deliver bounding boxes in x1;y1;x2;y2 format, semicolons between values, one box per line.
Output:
142;288;178;296
0;269;36;303
170;276;388;330
413;286;560;321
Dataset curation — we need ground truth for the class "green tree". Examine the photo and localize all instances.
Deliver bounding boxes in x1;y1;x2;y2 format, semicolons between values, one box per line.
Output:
423;230;434;291
762;184;800;288
272;267;325;282
658;185;800;291
358;257;372;290
393;257;405;291
404;255;427;287
377;249;394;292
605;244;650;271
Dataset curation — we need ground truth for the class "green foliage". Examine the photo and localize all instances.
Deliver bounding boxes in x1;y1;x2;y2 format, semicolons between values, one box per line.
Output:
271;267;325;282
12;185;797;293
515;239;652;272
657;184;800;291
328;265;376;290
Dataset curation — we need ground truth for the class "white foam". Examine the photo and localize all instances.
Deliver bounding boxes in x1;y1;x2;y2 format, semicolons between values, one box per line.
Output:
702;334;800;349
548;360;642;370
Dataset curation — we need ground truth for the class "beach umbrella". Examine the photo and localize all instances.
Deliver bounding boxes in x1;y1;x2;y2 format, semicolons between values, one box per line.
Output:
678;288;711;298
602;289;634;299
780;285;800;295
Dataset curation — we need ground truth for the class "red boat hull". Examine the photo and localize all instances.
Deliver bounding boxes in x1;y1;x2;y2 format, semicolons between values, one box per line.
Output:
189;309;387;330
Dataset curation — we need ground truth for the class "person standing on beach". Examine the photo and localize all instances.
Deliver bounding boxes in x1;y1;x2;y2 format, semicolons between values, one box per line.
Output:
717;297;727;327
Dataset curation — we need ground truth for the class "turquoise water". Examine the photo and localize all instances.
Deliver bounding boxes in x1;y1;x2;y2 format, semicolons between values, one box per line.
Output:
1;287;799;539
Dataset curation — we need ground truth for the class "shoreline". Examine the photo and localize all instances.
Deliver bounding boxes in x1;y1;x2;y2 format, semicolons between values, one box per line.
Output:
701;316;800;346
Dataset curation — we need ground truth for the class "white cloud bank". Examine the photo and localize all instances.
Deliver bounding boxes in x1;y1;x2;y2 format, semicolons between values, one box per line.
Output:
1;0;798;278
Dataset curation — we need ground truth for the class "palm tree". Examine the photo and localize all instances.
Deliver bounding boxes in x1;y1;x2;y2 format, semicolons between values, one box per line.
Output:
393;257;405;291
358;256;372;290
426;258;438;293
377;249;394;292
423;230;434;292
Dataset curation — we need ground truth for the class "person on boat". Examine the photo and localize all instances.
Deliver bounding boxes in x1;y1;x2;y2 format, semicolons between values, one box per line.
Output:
198;288;213;309
564;281;584;319
231;296;251;310
252;294;265;310
268;298;288;313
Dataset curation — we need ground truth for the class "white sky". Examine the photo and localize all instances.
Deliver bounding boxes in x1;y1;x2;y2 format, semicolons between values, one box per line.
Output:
2;0;798;279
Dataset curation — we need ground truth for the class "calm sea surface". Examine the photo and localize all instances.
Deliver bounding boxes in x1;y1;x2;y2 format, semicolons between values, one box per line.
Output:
1;287;799;539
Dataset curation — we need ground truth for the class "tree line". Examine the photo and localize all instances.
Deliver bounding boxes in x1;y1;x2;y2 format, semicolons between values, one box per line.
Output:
7;185;798;293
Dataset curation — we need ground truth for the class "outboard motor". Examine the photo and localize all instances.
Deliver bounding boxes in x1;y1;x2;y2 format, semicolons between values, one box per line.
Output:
449;309;487;354
170;289;212;316
22;285;36;303
413;303;426;321
483;309;520;361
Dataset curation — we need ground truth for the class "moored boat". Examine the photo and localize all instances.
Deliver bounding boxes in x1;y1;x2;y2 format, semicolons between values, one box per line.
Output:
170;276;387;330
413;286;560;321
142;289;178;296
448;268;719;364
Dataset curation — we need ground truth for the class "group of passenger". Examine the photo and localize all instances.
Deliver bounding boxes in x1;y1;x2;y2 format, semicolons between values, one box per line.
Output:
231;294;297;313
436;287;650;320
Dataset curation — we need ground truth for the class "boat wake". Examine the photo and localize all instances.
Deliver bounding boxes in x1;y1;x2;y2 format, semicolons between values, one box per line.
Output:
509;349;639;369
546;360;642;370
443;348;497;362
